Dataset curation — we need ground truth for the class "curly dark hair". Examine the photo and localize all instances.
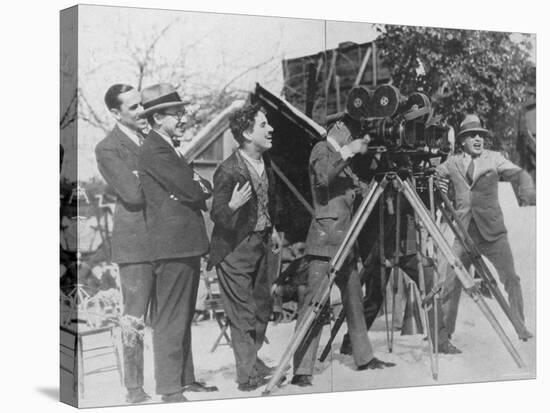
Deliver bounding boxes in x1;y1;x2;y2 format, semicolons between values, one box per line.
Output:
229;102;266;146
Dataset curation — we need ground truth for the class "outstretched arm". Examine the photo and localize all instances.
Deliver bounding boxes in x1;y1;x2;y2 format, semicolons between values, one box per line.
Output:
496;153;535;205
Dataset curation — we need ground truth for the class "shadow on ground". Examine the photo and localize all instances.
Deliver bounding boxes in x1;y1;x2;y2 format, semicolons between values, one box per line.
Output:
36;387;58;401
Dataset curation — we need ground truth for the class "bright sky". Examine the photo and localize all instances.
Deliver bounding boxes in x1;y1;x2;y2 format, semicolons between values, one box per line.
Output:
67;5;380;180
67;5;532;181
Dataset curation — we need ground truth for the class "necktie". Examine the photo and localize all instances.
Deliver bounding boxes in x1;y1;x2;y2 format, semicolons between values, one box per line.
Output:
171;137;181;148
466;158;475;185
137;131;146;146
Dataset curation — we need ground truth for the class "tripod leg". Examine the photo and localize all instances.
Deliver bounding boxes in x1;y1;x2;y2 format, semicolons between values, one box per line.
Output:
318;307;346;363
399;177;525;368
262;178;388;395
410;191;437;380
389;191;402;353
413;283;439;379
428;176;440;378
389;269;397;353
379;196;391;352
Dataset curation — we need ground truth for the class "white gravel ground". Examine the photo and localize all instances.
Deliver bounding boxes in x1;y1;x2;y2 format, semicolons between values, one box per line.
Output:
75;183;536;408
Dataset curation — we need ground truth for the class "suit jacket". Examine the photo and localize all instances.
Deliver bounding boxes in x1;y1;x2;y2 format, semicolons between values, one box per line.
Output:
95;125;151;264
305;140;358;258
208;150;278;269
138;129;211;261
436;149;535;242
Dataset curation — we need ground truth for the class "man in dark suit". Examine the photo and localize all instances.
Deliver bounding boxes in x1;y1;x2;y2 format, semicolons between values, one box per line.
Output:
95;84;152;404
138;83;217;403
436;114;535;341
208;103;282;391
291;115;395;388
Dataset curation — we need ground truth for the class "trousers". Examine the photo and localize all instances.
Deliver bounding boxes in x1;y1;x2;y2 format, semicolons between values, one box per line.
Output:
442;221;527;337
152;257;200;395
119;262;154;390
216;232;273;384
293;257;374;375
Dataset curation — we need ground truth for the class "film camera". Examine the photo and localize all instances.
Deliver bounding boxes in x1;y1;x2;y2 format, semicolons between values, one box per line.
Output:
345;84;452;156
342;84;454;197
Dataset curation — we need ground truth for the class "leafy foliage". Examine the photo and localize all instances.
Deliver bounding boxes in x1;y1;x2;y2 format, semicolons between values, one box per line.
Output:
377;26;535;155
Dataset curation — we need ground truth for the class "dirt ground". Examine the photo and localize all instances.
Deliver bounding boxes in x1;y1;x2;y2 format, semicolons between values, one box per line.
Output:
73;183;536;408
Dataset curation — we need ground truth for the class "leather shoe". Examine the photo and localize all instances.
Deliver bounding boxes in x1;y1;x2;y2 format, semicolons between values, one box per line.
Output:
519;330;533;341
125;387;151;404
437;341;462;354
161;392;188;403
290;374;313;387
183;381;218;392
357;358;396;370
237;376;269;392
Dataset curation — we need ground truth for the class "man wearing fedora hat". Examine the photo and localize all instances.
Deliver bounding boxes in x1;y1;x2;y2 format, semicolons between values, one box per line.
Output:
435;113;535;343
138;83;217;402
95;84;153;404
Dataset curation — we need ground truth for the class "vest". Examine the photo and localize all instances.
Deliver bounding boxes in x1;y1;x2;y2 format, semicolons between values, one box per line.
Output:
243;159;271;231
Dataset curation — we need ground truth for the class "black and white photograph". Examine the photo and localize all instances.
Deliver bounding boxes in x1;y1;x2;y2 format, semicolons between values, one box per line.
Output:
56;1;540;410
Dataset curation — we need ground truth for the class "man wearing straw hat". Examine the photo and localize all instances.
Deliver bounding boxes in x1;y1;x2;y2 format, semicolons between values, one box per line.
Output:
138;83;217;402
435;113;535;342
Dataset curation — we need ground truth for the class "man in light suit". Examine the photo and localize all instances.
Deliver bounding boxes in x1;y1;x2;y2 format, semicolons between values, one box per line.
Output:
436;114;535;342
95;84;152;404
138;83;217;403
291;115;395;388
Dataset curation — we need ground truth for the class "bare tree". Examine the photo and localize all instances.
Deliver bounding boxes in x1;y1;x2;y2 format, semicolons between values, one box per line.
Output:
78;88;110;133
78;19;281;142
60;88;78;130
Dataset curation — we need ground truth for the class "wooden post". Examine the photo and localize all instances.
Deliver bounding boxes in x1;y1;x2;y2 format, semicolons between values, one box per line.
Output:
325;51;338;100
305;62;317;118
354;46;372;87
335;75;341;113
372;42;378;86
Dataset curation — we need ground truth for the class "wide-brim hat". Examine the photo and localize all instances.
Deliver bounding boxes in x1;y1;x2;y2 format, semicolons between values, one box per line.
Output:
456;114;489;140
140;83;190;117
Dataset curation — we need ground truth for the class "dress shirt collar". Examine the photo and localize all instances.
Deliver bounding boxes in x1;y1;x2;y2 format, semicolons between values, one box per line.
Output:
239;149;265;177
117;122;142;147
155;129;183;156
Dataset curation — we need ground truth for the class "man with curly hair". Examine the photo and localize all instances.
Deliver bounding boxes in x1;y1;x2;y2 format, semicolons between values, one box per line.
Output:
208;102;282;391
